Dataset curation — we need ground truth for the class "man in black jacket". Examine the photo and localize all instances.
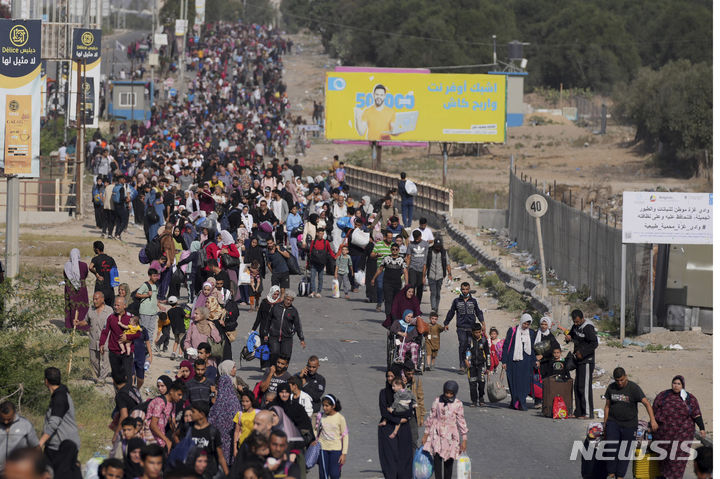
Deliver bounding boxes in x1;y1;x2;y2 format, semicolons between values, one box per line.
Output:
444;282;484;374
268;291;306;360
564;309;598;419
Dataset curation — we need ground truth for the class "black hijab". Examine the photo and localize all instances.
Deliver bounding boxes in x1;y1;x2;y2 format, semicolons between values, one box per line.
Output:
123;437;145;479
275;383;314;434
384;364;404;404
439;380;459;407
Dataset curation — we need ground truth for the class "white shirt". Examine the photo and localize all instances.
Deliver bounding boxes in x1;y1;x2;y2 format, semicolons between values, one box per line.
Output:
294;391;314;419
414;226;435;243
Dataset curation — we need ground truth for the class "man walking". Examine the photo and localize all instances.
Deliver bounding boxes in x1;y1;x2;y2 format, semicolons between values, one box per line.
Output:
135;268;161;348
296;355;326;416
89;241;117;306
444;282;485;374
603;367;658;479
268;291;305;360
0;401;39;471
112;174;134;241
99;297;141;379
406;230;429;304
398;172;414;228
74;291;111;383
265;238;291;300
425;238;451;313
564;309;599;419
38;367;81;479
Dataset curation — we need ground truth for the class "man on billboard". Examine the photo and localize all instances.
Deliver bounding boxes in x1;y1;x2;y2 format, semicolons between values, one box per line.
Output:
354;84;396;141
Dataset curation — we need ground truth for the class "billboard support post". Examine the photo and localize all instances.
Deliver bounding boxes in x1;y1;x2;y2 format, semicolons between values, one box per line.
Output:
371;141;382;170
5;176;19;279
620;243;627;343
75;59;85;218
441;142;448;186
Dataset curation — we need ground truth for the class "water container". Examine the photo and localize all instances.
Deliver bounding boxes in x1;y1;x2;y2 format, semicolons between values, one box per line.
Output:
456;453;471;479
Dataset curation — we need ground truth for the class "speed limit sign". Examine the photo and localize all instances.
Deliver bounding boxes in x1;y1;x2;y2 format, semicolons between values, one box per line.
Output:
525;194;548;218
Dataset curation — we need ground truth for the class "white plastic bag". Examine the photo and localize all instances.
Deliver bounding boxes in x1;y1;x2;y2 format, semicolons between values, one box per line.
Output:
456;453;471;479
350;230;370;248
332;278;340;298
354;270;366;286
405;180;417;196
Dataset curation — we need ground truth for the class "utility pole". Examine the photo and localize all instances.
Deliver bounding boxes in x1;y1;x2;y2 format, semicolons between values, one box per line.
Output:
75;58;86;218
492;34;497;66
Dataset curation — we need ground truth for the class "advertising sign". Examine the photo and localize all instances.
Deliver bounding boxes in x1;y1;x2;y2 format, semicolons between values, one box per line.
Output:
0;19;41;177
622;192;713;245
4;95;32;175
69;28;102;128
324;72;506;143
72;28;101;61
175;19;188;36
195;0;206;25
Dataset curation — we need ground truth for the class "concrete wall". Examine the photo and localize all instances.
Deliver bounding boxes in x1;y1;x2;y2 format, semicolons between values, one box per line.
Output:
0;210;72;224
453;208;506;230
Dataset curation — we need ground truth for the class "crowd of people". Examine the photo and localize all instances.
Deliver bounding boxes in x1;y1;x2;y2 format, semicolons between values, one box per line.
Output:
1;18;712;479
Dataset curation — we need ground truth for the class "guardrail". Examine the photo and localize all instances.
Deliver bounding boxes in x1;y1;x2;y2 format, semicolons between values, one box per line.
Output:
344;165;454;219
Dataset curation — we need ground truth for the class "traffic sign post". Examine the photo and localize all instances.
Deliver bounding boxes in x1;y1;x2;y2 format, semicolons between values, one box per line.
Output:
526;194;548;293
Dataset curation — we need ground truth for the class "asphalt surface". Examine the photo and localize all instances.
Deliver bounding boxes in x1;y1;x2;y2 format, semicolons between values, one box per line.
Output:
229;274;589;478
102;30;150;80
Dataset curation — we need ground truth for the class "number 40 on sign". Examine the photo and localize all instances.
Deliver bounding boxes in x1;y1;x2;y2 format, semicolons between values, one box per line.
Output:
525;194;548;291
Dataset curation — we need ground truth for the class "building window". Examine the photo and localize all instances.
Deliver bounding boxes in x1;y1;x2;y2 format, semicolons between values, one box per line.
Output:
118;92;136;107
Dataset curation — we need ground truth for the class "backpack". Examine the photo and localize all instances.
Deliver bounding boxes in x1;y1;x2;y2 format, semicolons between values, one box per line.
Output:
144;236;163;262
309;240;329;266
127;281;152;316
109;266;120;287
111;186;121;204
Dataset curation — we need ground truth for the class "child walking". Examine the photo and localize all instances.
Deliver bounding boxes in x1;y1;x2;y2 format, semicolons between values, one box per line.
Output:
465;323;491;407
334;245;353;299
425;311;444;370
316;394;348;479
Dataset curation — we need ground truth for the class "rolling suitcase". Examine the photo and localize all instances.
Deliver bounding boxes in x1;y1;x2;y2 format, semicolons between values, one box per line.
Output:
542;376;573;418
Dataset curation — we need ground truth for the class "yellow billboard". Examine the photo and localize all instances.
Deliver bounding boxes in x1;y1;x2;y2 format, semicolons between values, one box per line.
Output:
324;72;506;143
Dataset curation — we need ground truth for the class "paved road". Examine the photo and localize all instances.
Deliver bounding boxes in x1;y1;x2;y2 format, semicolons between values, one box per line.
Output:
229;274;589;478
101;30;150;80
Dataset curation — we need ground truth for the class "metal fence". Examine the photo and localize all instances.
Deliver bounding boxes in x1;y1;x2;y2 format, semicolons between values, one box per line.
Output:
508;171;651;334
344;165;453;224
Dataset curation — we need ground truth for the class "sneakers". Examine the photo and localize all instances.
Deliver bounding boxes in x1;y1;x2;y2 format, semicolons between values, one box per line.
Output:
375;304;382;312
171;352;177;360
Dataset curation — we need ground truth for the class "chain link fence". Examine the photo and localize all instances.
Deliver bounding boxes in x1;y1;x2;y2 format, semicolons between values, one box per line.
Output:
508;171;651;334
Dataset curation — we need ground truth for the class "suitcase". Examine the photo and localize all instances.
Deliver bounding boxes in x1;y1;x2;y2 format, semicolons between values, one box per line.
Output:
633;447;660;479
542;376;573;418
298;276;310;297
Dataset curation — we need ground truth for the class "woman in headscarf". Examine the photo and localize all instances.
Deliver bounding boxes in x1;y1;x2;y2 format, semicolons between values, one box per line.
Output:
123;437;145;479
63;248;90;330
209;374;243;468
652;375;706;479
535;316;560;379
192;280;215;315
361;195;374;220
501;313;537;411
251;286;282;369
206;229;241;271
177;360;195;383
390;310;422;368
378;364;413;479
244;236;266;279
390;286;422;323
273;383;314;449
184;306;222;351
172;225;189;263
206;296;235;361
178;240;203;300
421;380;468;479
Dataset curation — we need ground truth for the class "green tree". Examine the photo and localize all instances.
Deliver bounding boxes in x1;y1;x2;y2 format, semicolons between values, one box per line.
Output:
613;60;712;175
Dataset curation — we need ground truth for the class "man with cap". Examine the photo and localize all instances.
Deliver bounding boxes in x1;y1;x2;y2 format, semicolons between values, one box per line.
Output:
501;313;536;411
564;309;598;419
444;282;484;374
